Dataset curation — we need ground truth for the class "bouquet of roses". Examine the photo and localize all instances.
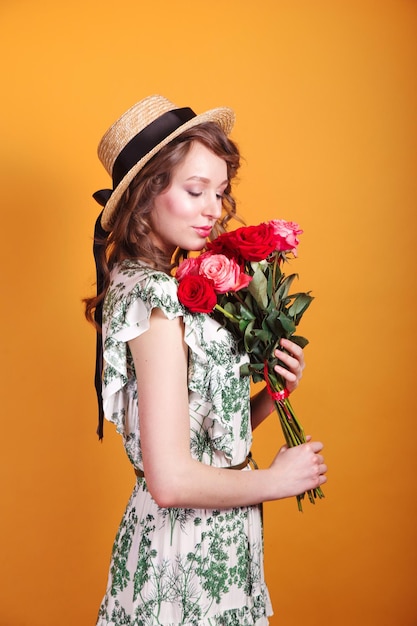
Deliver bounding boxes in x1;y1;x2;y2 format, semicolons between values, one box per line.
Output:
176;220;324;511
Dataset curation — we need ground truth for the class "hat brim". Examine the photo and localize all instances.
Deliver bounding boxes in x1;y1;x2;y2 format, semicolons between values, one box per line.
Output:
101;106;235;231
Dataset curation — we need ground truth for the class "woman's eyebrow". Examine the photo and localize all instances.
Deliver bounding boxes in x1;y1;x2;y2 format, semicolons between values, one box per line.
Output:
185;176;228;185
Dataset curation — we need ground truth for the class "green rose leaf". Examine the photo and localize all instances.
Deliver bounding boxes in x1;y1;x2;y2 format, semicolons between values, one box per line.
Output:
224;301;238;316
290;335;310;349
277;312;296;336
264;311;285;337
248;266;268;309
243;320;256;352
287;293;314;318
275;273;298;302
239;303;256;321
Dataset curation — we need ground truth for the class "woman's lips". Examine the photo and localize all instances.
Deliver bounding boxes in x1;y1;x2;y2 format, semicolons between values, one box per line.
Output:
193;226;212;237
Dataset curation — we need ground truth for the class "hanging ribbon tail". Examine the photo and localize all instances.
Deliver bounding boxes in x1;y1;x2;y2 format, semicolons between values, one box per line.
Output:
95;331;104;440
93;210;108;439
93;188;113;207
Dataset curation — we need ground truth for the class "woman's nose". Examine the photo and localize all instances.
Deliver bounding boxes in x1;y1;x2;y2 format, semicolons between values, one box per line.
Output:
203;192;222;219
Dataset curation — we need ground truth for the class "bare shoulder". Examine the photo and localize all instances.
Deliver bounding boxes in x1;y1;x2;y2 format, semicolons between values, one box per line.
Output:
129;306;187;370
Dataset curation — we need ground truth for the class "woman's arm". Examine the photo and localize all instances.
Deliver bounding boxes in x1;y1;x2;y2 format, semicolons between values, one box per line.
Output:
250;338;305;430
128;310;325;510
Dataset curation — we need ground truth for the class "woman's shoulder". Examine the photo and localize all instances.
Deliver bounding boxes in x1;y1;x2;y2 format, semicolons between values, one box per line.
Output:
105;259;183;324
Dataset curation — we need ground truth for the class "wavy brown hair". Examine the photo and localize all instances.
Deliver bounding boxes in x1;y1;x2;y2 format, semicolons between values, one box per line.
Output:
84;121;241;326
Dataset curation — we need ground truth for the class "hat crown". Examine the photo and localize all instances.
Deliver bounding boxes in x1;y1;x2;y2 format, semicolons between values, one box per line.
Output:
98;95;178;176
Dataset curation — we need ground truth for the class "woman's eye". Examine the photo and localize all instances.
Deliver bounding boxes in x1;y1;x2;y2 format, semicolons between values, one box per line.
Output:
187;191;202;197
216;193;224;200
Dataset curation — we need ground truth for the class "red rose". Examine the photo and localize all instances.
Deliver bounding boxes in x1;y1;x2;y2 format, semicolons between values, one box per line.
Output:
177;275;217;313
226;223;277;261
206;232;238;258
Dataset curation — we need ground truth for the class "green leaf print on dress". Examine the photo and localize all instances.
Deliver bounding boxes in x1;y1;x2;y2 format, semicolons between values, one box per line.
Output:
110;507;138;596
160;507;196;546
133;514;157;601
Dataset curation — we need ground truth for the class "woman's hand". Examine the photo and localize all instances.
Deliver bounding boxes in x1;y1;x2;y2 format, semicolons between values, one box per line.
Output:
269;440;327;499
250;338;305;429
273;337;305;394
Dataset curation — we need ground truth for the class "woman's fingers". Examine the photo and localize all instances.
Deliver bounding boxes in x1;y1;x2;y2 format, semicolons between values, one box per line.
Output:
270;440;327;498
273;338;305;391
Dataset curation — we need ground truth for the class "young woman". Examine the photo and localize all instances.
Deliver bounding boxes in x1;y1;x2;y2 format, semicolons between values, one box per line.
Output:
85;95;327;626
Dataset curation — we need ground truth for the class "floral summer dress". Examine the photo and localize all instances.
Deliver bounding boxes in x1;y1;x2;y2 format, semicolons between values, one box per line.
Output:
96;259;272;626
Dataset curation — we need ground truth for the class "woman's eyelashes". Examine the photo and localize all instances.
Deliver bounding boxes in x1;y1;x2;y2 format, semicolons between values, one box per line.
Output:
186;190;225;199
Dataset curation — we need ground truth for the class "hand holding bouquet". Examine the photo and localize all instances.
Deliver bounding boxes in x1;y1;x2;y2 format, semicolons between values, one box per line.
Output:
176;220;324;511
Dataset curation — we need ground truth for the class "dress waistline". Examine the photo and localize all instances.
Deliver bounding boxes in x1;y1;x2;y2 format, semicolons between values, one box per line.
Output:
134;452;258;479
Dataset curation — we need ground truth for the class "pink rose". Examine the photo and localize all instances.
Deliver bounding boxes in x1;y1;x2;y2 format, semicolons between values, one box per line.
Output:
269;220;303;255
199;254;252;293
177;275;217;313
176;257;201;281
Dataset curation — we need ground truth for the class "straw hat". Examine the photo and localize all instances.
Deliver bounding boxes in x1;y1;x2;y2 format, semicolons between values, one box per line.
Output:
93;95;235;230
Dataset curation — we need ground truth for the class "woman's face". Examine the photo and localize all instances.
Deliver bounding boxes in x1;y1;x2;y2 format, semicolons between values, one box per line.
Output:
150;141;228;255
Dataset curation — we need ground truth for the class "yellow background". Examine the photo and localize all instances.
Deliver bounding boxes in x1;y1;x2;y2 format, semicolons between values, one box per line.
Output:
1;1;416;624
